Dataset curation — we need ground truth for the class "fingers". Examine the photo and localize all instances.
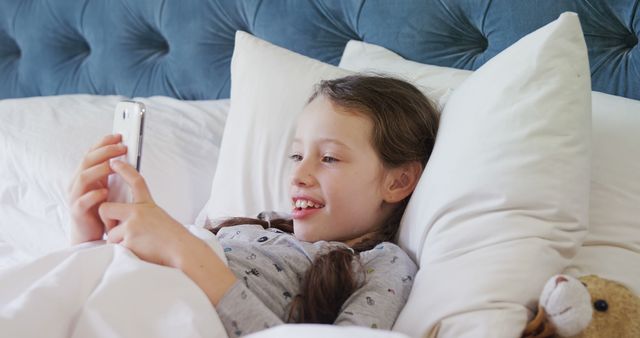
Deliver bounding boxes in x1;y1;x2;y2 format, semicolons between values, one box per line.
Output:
99;202;130;222
72;134;123;177
71;188;108;216
90;133;122;151
106;223;124;244
110;160;153;204
81;143;127;172
69;134;126;196
69;161;113;201
99;202;130;232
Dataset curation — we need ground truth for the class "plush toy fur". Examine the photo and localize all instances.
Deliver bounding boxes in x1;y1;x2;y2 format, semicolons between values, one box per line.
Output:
522;275;640;338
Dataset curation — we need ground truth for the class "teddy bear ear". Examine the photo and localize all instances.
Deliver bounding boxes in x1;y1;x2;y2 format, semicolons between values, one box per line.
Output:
522;305;556;338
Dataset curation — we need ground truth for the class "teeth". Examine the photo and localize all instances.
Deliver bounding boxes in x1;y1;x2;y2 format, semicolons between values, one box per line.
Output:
294;199;323;209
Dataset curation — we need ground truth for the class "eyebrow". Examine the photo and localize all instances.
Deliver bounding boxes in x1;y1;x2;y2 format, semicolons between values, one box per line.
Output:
292;137;352;150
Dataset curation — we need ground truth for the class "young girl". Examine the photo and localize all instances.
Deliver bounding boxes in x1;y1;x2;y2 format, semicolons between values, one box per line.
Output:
68;75;439;337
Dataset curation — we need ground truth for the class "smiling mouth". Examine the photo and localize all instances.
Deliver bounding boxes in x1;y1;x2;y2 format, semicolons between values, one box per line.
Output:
291;199;325;220
293;199;325;210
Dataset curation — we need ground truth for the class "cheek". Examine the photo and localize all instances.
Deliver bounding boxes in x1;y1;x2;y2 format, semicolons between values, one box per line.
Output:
330;169;382;198
324;174;383;217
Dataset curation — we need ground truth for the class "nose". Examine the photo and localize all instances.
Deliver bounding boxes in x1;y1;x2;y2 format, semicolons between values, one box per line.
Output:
555;276;568;286
291;159;315;187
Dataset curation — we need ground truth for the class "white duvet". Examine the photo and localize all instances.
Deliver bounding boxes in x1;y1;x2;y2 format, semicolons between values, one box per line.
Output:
0;224;407;338
0;226;228;338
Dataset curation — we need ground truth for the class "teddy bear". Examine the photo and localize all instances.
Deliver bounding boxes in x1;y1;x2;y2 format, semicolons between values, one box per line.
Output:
522;274;640;338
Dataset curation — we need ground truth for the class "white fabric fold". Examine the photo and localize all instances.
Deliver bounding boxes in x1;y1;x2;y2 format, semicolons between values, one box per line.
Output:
0;226;228;338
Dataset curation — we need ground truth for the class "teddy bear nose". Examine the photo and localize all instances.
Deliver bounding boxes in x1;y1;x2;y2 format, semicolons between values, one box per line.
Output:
555;276;568;286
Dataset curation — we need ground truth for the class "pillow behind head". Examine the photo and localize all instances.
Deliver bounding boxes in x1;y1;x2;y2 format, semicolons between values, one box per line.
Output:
341;13;591;338
196;32;351;224
340;14;640;299
340;40;473;93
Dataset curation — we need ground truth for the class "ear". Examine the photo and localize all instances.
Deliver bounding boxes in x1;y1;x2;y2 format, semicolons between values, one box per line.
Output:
382;161;423;204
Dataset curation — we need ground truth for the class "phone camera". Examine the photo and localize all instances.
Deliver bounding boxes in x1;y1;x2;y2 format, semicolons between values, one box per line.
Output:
122;110;127;119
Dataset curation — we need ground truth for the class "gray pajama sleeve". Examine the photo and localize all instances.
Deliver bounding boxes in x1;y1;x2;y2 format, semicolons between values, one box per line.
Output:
216;280;284;337
334;243;418;330
215;242;417;336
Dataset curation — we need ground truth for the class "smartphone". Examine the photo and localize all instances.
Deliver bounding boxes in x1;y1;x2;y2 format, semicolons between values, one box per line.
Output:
107;100;146;203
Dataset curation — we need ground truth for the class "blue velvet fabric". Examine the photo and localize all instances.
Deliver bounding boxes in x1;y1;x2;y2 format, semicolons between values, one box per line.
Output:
0;0;638;100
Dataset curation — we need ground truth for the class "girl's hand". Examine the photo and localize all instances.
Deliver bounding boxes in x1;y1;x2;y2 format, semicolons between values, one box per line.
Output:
98;159;192;267
68;134;127;245
100;160;237;305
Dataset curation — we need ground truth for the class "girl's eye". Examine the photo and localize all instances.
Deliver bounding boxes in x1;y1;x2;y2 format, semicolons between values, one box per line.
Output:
289;154;302;162
322;156;339;163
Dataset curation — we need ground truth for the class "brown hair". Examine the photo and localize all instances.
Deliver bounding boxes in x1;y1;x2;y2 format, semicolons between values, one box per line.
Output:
207;74;439;324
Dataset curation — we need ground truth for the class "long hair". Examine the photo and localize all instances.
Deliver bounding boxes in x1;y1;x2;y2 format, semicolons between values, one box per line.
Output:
208;75;440;324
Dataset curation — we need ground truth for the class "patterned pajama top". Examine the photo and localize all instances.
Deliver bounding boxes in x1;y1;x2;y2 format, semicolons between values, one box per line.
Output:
214;223;418;337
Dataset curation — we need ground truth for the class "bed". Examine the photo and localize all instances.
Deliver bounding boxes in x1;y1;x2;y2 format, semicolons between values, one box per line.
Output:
1;1;639;338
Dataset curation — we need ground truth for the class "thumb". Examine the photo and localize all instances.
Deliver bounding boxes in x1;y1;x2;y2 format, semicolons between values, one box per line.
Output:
99;202;130;232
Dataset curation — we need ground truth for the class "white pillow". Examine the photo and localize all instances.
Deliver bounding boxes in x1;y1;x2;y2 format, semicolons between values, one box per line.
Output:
195;31;457;225
0;95;228;258
196;31;351;224
341;13;592;338
340;41;473;93
340;21;640;296
564;92;640;295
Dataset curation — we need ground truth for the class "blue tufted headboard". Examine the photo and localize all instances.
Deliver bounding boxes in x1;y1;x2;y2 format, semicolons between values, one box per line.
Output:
0;0;638;100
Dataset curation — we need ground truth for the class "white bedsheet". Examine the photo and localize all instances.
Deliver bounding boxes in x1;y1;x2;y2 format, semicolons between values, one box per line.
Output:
0;239;30;270
0;226;228;338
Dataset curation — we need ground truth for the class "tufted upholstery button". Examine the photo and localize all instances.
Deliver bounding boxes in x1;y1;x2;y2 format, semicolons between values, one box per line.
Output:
478;36;489;52
624;33;638;48
158;39;170;55
2;35;21;59
12;45;21;59
77;38;91;56
147;29;170;56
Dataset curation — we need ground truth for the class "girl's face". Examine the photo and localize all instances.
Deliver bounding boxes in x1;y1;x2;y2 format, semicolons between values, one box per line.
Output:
290;95;392;245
